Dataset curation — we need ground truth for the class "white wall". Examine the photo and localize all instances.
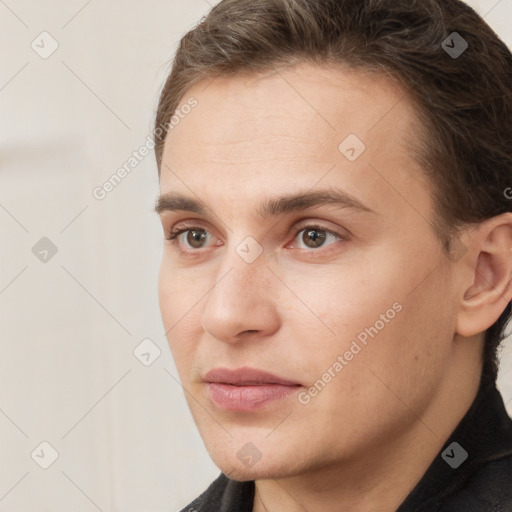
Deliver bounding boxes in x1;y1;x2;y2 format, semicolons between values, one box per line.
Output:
0;0;511;510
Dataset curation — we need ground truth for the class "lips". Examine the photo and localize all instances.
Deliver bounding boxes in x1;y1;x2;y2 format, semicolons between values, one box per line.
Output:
204;366;302;411
204;366;301;386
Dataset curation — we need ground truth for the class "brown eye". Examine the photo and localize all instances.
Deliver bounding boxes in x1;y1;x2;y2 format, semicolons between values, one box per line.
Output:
166;226;213;251
186;229;208;249
302;228;327;248
291;225;343;251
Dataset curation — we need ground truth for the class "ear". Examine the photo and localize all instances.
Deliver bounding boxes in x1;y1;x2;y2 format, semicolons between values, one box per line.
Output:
455;212;512;338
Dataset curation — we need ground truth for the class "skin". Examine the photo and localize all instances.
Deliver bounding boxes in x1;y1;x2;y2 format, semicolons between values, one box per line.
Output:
156;62;512;512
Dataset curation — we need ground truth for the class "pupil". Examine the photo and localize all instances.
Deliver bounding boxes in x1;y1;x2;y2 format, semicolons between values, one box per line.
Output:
304;229;325;248
188;230;205;248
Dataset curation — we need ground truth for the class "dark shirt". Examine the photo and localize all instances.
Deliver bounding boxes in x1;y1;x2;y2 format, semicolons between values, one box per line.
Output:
180;380;512;511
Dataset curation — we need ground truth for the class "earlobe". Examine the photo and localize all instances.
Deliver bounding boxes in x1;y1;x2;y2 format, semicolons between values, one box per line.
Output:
455;213;512;338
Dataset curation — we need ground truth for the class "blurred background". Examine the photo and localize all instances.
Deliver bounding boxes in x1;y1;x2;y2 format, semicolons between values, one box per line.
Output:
0;0;511;510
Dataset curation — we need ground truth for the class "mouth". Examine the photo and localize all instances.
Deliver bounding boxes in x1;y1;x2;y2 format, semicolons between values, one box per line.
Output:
204;366;303;411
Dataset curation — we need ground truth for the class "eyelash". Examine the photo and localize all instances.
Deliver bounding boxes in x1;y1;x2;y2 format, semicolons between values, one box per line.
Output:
165;223;348;256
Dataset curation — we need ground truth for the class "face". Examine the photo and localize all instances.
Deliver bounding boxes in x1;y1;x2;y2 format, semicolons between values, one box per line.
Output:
157;63;458;481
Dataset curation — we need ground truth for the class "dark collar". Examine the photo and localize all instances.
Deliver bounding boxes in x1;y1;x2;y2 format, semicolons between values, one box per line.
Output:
397;381;512;510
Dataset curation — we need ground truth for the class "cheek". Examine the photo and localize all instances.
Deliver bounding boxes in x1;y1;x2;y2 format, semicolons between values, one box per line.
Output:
284;266;402;345
283;254;448;379
158;262;200;363
158;258;198;324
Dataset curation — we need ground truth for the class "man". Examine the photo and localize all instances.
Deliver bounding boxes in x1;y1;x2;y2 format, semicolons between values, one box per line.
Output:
153;0;512;510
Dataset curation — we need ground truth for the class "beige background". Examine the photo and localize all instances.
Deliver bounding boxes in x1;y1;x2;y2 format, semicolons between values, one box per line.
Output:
0;0;511;510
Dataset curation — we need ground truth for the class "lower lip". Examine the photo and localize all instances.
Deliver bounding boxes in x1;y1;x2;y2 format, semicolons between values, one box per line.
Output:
207;383;301;411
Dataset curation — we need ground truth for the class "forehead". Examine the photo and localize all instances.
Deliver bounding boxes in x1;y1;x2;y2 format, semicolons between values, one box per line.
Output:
167;63;415;137
159;62;431;222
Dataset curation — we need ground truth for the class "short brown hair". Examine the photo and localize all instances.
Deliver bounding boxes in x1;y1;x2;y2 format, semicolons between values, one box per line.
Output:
154;0;512;388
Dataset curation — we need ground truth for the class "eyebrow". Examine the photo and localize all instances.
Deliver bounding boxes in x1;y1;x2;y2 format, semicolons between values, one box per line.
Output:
154;188;377;218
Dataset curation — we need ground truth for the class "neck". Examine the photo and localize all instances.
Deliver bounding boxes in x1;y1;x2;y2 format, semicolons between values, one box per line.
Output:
253;337;483;512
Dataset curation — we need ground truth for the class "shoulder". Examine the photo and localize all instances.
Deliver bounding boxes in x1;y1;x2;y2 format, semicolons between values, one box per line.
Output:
439;455;512;512
416;452;512;512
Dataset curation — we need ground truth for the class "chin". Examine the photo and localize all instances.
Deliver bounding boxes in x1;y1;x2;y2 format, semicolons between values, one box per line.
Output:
221;466;262;482
212;451;306;482
221;465;290;482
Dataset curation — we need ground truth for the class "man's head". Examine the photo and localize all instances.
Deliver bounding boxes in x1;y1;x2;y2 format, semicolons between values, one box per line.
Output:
154;0;512;481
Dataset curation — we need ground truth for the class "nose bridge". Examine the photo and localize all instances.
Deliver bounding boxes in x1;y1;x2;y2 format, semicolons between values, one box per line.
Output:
200;239;278;340
208;239;270;310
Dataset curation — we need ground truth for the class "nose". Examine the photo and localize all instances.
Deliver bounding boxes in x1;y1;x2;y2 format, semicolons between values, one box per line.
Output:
200;246;280;344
